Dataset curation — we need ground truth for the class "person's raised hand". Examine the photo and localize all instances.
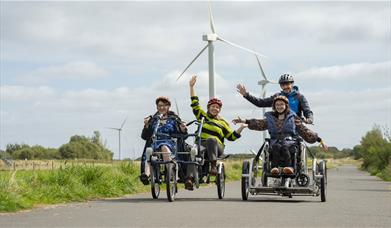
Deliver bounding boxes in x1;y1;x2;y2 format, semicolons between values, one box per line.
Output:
189;75;197;87
236;84;247;96
179;121;187;132
144;116;151;126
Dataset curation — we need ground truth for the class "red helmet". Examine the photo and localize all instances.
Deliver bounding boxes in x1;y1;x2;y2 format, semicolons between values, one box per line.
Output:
207;98;223;108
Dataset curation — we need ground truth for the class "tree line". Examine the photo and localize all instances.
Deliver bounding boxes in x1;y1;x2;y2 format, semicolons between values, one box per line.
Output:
0;131;113;160
352;125;391;181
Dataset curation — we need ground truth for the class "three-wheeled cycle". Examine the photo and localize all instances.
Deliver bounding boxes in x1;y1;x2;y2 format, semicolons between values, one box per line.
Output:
145;116;227;202
241;137;327;202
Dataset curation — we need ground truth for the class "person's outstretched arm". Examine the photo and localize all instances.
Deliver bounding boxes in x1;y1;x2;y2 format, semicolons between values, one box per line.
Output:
294;117;327;150
233;116;268;131
220;119;247;142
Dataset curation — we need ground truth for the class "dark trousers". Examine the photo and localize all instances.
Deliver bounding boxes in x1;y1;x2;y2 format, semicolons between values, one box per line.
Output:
271;143;295;168
202;138;224;161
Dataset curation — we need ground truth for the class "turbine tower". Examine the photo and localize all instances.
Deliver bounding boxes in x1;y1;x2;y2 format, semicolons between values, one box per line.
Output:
177;1;267;99
106;117;127;160
255;55;276;142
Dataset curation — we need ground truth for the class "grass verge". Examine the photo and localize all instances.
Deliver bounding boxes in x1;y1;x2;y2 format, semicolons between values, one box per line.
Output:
0;160;243;212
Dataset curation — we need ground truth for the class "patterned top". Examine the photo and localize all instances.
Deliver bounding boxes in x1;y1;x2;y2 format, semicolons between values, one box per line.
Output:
246;116;321;143
150;117;180;151
191;96;240;146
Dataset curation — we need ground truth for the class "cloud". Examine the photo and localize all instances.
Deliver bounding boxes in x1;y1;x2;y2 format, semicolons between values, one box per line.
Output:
2;1;388;64
295;61;391;82
153;70;230;94
18;62;110;83
0;85;56;101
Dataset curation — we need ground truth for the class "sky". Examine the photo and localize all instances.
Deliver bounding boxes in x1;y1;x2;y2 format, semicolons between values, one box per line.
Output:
1;1;390;159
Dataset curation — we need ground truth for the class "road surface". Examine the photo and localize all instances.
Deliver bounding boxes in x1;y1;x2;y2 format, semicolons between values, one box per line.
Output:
1;165;390;227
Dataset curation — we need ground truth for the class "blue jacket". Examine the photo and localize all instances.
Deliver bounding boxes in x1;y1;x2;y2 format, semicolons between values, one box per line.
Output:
265;110;298;145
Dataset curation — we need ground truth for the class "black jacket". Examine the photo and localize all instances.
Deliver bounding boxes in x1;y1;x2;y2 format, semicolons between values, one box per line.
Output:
141;111;184;141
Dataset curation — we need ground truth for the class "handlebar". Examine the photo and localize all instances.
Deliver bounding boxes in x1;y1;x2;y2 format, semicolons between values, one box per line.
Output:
186;120;198;126
151;117;205;142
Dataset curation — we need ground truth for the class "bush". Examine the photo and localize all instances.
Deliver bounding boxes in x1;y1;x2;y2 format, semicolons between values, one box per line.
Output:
59;133;113;160
356;126;391;180
0;151;11;159
307;146;350;159
5;131;113;161
10;145;61;160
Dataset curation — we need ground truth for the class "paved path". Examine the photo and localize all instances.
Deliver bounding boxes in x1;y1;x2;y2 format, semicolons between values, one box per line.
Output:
1;165;390;227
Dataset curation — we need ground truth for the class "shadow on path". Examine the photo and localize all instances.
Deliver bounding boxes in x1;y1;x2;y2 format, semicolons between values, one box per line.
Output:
98;196;317;204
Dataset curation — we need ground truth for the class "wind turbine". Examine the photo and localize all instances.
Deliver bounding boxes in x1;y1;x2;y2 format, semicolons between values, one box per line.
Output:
177;1;267;99
255;55;277;142
106;117;127;160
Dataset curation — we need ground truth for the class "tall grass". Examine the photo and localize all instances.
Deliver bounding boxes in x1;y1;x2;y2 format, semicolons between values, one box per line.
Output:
0;162;150;212
0;160;244;212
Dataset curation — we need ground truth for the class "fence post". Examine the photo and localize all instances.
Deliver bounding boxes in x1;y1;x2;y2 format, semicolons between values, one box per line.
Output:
52;161;54;170
13;162;16;171
33;162;35;171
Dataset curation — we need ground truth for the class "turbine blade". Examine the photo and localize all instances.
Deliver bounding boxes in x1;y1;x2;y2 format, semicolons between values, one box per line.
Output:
208;0;216;34
255;55;267;80
120;117;128;130
176;44;209;81
218;37;267;58
258;79;270;86
106;127;119;130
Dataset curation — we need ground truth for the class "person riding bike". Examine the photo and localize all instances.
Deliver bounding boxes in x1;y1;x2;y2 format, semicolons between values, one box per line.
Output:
233;96;327;175
237;73;314;124
187;75;247;188
139;96;187;185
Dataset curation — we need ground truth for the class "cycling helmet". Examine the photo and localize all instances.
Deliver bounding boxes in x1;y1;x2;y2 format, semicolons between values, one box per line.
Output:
155;96;171;106
272;95;289;111
278;74;294;84
273;95;289;105
207;97;223;108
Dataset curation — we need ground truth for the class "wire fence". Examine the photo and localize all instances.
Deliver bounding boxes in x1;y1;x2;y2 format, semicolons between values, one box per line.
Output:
0;159;129;171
